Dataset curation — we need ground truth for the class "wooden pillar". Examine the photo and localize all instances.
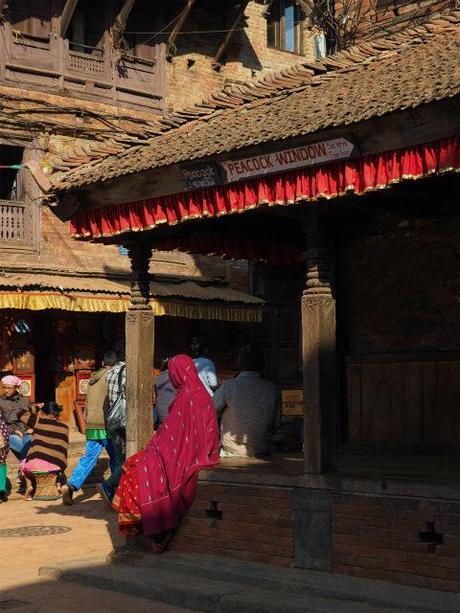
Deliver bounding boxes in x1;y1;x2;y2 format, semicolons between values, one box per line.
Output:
125;240;154;458
302;209;338;474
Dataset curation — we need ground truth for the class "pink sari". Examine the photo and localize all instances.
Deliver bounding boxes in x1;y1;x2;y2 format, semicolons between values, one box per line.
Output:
113;354;219;537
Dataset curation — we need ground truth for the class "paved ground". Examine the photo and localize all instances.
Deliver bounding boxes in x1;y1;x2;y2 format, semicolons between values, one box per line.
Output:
0;488;195;613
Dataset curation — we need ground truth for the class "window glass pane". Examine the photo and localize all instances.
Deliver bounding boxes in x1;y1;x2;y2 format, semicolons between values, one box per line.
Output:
284;1;295;52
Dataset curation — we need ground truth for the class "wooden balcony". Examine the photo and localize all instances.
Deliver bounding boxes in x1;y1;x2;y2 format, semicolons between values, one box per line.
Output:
0;22;164;112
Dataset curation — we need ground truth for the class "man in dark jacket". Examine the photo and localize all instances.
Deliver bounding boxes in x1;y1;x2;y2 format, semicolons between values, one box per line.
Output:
0;375;32;460
61;351;117;505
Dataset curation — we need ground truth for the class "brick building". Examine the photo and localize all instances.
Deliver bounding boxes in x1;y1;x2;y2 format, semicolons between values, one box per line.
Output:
43;6;460;592
1;0;325;421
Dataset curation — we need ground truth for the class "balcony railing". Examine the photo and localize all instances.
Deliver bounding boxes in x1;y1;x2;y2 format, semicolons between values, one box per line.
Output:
0;200;26;242
0;21;164;110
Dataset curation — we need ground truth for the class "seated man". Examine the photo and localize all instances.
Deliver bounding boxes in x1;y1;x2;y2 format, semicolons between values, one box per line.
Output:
0;375;32;461
213;345;281;457
190;338;218;397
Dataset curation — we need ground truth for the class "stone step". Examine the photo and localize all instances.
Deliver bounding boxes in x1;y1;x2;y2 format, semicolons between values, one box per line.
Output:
39;551;460;613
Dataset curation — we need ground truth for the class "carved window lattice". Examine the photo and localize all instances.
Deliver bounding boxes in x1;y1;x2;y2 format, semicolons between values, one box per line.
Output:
68;52;105;74
0;201;26;241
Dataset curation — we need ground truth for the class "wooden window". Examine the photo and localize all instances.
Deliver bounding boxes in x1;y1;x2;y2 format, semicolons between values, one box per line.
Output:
267;0;304;55
0;146;39;251
7;0;53;40
123;1;157;64
67;1;106;55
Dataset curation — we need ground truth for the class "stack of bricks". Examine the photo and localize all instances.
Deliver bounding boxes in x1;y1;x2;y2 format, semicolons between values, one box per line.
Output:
168;481;295;567
332;494;460;592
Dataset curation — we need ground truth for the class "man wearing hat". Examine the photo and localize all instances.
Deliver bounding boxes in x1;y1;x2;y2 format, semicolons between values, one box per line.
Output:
0;375;33;460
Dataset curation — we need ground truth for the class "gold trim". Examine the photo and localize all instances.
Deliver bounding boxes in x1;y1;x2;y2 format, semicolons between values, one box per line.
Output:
73;167;460;241
0;291;261;322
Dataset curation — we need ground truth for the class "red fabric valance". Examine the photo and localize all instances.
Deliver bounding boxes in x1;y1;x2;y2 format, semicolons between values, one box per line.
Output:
70;137;460;240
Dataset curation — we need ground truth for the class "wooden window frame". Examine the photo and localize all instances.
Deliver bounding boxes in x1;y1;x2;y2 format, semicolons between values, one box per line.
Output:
268;0;305;55
0;147;41;253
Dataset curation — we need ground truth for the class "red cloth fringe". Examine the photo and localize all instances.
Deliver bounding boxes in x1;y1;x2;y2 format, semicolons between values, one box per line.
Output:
71;137;459;245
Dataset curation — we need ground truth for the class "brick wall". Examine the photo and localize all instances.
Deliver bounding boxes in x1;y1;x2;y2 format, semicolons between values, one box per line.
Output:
165;1;316;110
1;207;248;286
332;494;460;592
169;481;295;567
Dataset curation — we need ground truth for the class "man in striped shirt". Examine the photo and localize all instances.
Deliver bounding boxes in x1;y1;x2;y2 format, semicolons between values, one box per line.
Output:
97;356;126;505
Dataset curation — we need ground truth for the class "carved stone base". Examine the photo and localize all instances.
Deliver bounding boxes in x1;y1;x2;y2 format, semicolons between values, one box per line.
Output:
125;308;154;457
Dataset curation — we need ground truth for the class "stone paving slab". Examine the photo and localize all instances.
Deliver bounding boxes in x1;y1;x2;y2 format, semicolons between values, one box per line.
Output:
109;550;460;613
0;494;193;613
39;552;460;613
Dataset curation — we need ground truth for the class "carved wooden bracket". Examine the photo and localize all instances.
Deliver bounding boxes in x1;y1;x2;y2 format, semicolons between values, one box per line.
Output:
126;241;153;310
60;0;79;38
302;209;334;298
116;0;136;28
212;2;249;70
166;0;197;61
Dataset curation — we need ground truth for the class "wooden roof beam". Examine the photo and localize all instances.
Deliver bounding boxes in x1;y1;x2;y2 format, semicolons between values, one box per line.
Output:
60;0;79;37
212;1;249;70
116;0;136;28
166;0;197;61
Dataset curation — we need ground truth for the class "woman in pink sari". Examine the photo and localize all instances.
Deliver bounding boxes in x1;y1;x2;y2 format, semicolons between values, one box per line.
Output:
113;354;219;552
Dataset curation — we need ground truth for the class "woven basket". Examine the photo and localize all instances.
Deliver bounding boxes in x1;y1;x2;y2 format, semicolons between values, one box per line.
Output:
32;471;60;501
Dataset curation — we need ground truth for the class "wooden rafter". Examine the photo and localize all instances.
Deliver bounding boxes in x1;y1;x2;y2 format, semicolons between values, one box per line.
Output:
60;0;79;37
116;0;136;28
166;0;197;61
212;1;249;70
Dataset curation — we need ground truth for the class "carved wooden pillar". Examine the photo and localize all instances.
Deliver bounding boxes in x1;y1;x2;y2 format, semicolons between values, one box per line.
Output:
125;241;154;458
302;209;338;474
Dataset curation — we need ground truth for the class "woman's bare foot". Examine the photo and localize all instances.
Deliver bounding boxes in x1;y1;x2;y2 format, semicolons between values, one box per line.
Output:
22;488;34;501
149;530;173;554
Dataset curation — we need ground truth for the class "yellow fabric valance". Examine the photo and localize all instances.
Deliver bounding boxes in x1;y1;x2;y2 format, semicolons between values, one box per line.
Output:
0;291;261;322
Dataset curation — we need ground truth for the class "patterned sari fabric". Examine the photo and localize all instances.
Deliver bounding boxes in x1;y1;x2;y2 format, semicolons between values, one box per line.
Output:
113;354;219;537
0;412;9;464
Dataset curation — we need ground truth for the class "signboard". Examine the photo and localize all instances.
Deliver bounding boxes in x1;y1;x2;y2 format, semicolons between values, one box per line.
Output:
181;161;223;190
282;389;303;417
220;137;355;183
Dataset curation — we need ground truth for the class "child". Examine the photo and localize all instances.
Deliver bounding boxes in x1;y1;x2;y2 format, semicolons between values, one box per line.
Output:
0;409;9;503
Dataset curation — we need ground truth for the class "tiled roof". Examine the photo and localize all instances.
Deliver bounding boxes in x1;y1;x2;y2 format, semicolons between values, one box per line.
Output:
53;12;460;192
0;86;163;171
